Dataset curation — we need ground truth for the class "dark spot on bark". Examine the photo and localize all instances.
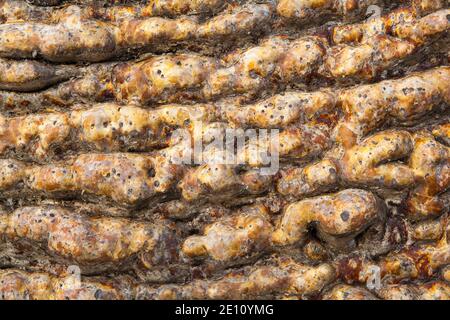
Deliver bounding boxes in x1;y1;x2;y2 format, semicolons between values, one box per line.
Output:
147;167;155;178
94;289;102;300
341;210;349;221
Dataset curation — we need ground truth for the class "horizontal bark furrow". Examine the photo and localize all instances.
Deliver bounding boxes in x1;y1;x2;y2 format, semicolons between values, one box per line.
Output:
0;2;446;63
0;67;447;161
0;8;447;115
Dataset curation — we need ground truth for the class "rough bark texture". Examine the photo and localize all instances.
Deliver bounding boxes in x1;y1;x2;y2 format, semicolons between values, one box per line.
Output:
0;0;449;300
